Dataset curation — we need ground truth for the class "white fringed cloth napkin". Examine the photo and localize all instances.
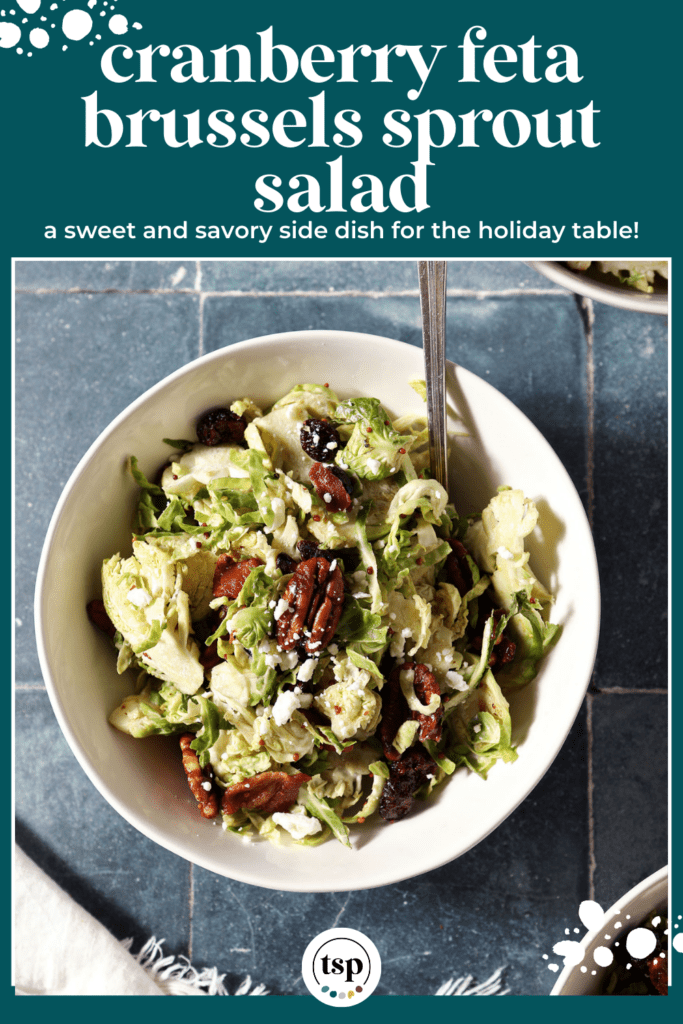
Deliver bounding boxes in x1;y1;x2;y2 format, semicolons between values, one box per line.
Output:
13;845;268;996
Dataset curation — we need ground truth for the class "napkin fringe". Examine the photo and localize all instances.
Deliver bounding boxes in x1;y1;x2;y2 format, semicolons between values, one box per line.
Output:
435;967;509;995
122;937;269;996
123;937;507;997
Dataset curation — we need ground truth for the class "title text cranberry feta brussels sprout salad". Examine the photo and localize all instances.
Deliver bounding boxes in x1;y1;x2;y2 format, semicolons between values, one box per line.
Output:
88;382;561;847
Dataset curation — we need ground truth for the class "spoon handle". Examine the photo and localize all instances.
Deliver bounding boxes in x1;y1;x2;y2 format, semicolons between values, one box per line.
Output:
418;261;448;489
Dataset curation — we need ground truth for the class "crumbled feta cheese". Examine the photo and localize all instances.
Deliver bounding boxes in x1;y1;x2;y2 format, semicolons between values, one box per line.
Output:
272;811;323;840
473;723;482;734
366;457;381;474
323;493;332;503
297;658;317;682
496;546;514;560
329;559;337;572
272;690;302;726
337;459;349;470
326;441;338;450
445;670;468;691
201;781;212;792
328;644;339;655
274;598;293;621
127;588;151;608
400;667;415;686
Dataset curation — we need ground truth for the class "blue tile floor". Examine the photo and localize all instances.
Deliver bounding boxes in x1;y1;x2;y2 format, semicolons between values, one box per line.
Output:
14;261;668;995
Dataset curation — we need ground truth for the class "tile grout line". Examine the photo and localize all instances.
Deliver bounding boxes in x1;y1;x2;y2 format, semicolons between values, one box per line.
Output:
582;296;596;903
14;286;568;299
592;687;668;695
583;296;596;531
195;259;202;293
188;862;194;960
586;692;596;901
198;292;205;357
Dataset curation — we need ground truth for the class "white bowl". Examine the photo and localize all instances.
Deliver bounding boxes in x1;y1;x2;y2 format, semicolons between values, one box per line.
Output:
35;331;600;891
551;867;668;995
529;261;668;315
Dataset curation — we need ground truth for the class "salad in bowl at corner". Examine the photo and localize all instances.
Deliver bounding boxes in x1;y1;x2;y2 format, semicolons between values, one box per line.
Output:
87;381;562;848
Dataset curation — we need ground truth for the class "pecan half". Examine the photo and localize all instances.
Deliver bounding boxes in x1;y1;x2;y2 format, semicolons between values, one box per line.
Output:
221;770;311;816
276;557;345;654
379;748;436;822
86;599;116;639
196;407;246;446
180;734;218;819
411;663;443;743
648;956;668;995
471;607;517;667
309;463;353;513
213;554;263;599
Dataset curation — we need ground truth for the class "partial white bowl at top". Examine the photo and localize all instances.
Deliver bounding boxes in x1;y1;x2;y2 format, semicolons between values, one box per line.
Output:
528;261;668;315
551;866;668;995
35;331;600;892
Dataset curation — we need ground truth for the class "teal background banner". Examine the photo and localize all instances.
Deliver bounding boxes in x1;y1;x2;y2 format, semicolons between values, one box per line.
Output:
0;0;677;257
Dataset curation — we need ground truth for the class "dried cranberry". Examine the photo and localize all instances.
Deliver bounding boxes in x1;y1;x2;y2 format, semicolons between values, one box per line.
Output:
378;666;410;762
297;540;320;561
329;465;354;496
300;418;341;462
297;540;360;573
276;552;298;575
196;407;246;447
444;539;474;597
379;748;436;822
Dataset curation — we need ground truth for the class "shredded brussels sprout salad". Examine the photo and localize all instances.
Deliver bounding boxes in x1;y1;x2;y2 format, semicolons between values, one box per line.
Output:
90;381;562;848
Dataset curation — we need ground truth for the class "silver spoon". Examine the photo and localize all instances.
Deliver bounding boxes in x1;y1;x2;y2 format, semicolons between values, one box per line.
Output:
418;261;448;488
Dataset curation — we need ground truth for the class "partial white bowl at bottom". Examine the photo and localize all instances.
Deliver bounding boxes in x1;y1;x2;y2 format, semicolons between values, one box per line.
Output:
551;866;668;995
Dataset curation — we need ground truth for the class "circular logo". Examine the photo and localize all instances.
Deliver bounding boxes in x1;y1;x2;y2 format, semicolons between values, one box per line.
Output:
302;927;381;1005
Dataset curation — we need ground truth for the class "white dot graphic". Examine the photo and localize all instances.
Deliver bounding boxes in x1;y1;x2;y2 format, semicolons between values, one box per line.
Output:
672;932;683;953
593;946;614;967
553;940;585;966
17;0;40;12
62;8;91;40
626;927;657;960
579;900;605;931
108;12;126;33
0;20;21;46
29;26;48;47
